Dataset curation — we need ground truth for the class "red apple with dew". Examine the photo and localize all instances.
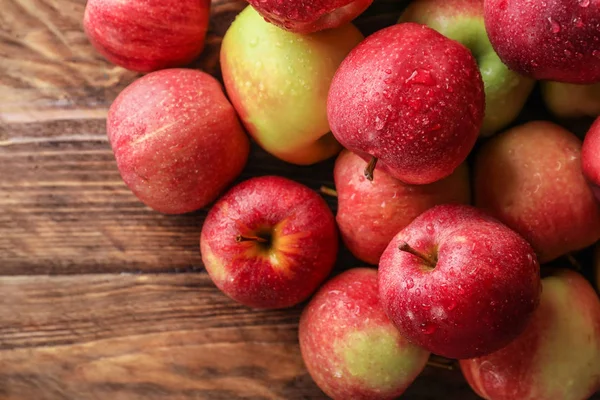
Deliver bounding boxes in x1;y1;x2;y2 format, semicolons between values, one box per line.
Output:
460;269;600;400
200;176;338;309
476;121;600;263
582;117;600;200
84;0;210;72
108;69;249;214
334;150;471;265
378;204;541;359
327;23;484;185
299;268;430;400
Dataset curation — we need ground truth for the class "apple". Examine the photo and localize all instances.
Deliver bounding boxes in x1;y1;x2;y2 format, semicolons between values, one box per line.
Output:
460;269;600;400
299;268;430;400
246;0;373;34
107;69;249;214
596;245;600;291
200;176;338;309
400;0;534;136
378;204;541;360
327;23;484;185
334;150;471;265
220;6;363;165
542;82;600;118
582;117;600;200
475;121;600;263
484;0;600;83
84;0;210;72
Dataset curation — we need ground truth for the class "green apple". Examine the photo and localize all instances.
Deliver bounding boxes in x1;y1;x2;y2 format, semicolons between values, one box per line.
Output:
542;81;600;118
220;6;364;165
400;0;535;136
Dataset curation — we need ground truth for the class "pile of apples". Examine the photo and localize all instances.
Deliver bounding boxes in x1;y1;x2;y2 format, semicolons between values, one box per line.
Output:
84;0;600;398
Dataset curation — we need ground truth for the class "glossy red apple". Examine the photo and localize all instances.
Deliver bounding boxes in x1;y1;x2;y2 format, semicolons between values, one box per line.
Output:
84;0;210;72
378;204;541;359
583;117;600;200
328;23;484;185
334;150;471;265
460;269;600;400
108;69;249;214
300;268;430;400
200;176;338;309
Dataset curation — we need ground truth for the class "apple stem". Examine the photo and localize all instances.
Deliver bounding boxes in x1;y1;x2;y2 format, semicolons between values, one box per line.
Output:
427;355;456;370
236;235;268;243
398;241;436;268
319;186;338;197
566;253;582;271
364;156;378;181
427;360;455;371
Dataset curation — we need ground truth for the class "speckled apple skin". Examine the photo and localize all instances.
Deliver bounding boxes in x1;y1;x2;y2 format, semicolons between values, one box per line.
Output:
246;0;373;34
378;204;541;360
200;176;338;309
583;117;600;200
334;150;471;265
484;0;600;83
327;23;484;185
460;269;600;400
475;121;600;263
299;268;430;400
84;0;209;72
107;69;249;214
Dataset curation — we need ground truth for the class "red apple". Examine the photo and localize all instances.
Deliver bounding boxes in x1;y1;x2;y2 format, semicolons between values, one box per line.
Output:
327;23;484;185
200;176;338;309
378;204;541;359
583;117;600;200
84;0;210;72
108;69;249;214
245;0;373;34
460;269;600;400
299;268;430;400
334;150;471;265
475;121;600;263
484;0;600;83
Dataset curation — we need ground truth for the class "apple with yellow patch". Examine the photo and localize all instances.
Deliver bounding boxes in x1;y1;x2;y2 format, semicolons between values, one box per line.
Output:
200;176;338;309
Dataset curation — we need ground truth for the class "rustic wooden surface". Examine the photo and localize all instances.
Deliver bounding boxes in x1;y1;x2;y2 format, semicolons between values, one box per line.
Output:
1;0;598;399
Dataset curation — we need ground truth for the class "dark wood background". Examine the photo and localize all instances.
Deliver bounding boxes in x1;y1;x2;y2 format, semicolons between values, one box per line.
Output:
1;0;599;398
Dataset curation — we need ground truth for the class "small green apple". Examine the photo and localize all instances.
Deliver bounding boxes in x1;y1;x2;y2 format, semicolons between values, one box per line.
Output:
542;81;600;119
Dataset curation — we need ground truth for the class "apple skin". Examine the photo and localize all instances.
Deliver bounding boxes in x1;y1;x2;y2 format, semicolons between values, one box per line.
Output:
460;269;600;400
107;69;249;214
299;268;430;400
400;0;534;136
221;6;363;165
484;0;600;84
200;176;338;309
378;204;541;360
582;118;600;200
475;121;600;263
246;0;373;34
327;23;484;185
334;150;471;265
542;82;600;118
84;0;209;72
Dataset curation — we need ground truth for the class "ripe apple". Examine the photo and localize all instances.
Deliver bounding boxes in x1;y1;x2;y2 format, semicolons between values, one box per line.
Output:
475;121;600;263
484;0;600;83
582;117;600;200
334;150;471;265
460;269;600;400
107;69;249;214
327;23;484;185
400;0;534;136
378;204;541;359
299;268;430;400
84;0;210;72
220;6;363;165
542;82;600;118
246;0;373;34
200;176;338;309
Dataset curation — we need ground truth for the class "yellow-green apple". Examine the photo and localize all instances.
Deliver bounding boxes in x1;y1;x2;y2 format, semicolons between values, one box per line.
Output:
200;176;338;309
299;268;430;400
460;269;600;400
107;69;249;214
220;6;363;165
400;0;534;136
334;150;471;265
246;0;373;34
475;121;600;263
582;117;600;200
84;0;210;72
543;82;600;118
378;204;541;359
484;0;600;83
327;23;484;184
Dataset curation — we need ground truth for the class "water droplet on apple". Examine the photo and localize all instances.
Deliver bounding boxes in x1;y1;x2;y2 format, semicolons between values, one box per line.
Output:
384;68;392;74
426;224;434;234
457;285;465;295
420;322;437;335
490;300;496;307
564;49;572;56
415;288;422;296
579;0;590;7
405;69;436;86
594;50;600;58
374;116;385;130
548;17;561;33
573;17;584;28
249;37;259;47
405;278;414;289
421;303;431;310
446;300;456;311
